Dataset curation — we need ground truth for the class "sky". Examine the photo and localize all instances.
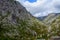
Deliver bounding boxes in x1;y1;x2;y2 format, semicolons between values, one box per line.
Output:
16;0;60;17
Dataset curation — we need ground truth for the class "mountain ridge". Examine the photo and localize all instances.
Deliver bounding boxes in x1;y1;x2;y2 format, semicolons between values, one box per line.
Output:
37;13;60;21
0;0;48;40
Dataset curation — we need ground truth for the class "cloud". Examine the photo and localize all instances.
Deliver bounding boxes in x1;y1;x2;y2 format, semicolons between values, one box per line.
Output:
53;0;60;10
16;0;60;17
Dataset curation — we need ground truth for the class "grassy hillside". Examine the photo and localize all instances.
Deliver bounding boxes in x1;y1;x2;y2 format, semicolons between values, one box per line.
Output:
0;13;49;40
50;16;60;36
37;13;60;39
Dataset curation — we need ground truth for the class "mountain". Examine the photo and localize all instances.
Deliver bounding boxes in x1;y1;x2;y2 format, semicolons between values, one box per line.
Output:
43;13;60;25
50;15;60;36
37;16;47;21
0;0;48;40
1;0;60;40
41;13;60;38
37;13;60;21
37;13;60;24
37;13;60;38
47;15;60;38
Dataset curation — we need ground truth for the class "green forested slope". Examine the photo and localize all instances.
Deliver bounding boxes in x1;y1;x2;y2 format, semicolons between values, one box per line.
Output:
0;0;48;40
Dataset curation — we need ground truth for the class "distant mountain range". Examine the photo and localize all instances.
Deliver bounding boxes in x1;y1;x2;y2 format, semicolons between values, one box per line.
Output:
37;13;60;21
37;16;47;21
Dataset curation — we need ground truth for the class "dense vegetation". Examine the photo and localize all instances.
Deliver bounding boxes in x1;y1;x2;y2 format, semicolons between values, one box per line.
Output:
0;12;48;40
0;0;60;40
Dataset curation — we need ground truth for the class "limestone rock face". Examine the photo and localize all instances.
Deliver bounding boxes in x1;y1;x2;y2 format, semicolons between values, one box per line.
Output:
0;0;32;21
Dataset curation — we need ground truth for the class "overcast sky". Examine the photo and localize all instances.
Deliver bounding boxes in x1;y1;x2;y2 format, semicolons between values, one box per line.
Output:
16;0;60;17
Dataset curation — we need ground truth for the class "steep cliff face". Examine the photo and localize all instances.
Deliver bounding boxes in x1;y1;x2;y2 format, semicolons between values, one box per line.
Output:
0;0;32;20
0;0;48;40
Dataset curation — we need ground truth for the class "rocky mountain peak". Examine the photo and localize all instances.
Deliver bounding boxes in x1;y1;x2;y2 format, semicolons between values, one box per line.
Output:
0;0;31;20
0;0;33;25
